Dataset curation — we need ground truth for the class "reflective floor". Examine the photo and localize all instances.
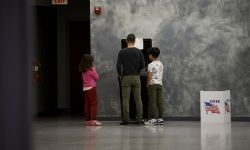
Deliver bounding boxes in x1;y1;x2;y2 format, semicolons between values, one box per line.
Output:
33;118;250;150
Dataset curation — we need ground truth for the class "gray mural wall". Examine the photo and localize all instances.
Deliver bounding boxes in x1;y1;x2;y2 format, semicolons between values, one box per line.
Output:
90;0;250;117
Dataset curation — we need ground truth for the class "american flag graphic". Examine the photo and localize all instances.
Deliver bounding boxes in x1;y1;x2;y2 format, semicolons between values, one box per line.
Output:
204;102;220;114
225;102;230;113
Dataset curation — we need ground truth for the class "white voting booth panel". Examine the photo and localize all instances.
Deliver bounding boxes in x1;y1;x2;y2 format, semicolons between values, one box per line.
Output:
200;90;231;123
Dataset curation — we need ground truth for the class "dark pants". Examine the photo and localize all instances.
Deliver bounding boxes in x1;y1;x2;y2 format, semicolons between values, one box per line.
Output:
121;75;143;121
84;87;97;121
148;84;163;119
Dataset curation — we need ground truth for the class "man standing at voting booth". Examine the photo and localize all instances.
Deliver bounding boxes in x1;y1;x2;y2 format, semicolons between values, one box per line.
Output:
116;34;145;125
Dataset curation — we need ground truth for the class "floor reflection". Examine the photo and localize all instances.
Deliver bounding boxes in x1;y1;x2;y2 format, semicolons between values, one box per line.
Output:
119;125;166;150
84;126;102;150
34;120;250;150
201;123;231;150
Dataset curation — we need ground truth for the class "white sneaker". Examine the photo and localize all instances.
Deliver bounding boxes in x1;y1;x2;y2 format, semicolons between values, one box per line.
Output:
157;118;164;125
94;120;102;126
89;120;102;126
144;119;157;125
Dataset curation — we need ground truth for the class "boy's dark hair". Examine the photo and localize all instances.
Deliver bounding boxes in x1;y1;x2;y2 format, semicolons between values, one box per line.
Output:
149;47;160;58
126;34;136;44
79;54;94;73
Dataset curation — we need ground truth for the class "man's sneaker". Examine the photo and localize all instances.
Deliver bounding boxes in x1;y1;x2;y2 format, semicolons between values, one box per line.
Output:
156;118;164;125
144;119;157;125
135;120;144;126
120;120;130;125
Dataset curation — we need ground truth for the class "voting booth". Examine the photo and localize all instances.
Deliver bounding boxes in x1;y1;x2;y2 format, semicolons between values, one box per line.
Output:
200;90;231;123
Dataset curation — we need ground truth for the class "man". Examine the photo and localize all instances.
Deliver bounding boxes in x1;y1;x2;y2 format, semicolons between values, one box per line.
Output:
116;34;145;125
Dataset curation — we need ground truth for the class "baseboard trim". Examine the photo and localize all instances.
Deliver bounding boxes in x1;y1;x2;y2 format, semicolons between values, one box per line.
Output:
165;117;200;121
98;116;250;122
231;117;250;121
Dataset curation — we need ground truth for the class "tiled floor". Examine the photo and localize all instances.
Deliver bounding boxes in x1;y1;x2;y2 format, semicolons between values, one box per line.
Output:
32;118;250;150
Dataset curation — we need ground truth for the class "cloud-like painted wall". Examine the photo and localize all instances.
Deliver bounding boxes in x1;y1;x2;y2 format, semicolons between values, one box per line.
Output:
91;0;250;117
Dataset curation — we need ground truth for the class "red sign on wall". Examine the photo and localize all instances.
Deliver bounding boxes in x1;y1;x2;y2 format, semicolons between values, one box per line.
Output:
52;0;68;5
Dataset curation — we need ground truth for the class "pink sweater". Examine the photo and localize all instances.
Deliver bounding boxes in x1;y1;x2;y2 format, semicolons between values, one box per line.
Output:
82;67;99;88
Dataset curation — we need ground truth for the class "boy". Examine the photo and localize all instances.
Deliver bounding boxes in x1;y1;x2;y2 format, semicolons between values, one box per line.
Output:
145;47;164;125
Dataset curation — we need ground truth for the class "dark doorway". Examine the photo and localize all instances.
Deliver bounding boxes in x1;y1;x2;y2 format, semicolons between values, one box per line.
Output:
36;6;57;116
68;21;90;116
